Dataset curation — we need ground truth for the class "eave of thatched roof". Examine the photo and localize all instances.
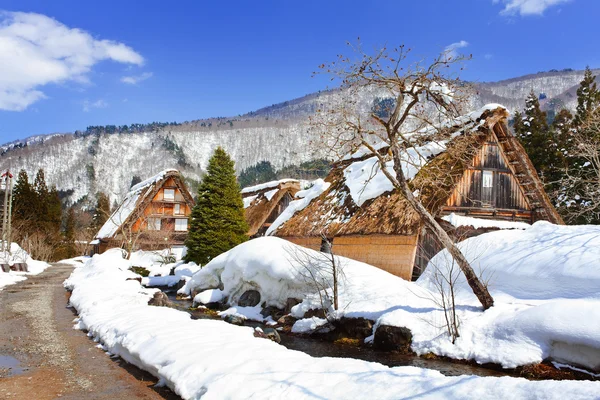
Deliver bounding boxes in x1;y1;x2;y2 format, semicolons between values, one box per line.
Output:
243;180;301;236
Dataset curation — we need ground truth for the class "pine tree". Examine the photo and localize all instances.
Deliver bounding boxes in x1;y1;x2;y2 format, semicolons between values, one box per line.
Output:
513;91;554;181
91;192;111;231
573;67;600;127
46;186;62;236
64;207;76;258
184;147;248;265
12;169;35;225
33;169;49;231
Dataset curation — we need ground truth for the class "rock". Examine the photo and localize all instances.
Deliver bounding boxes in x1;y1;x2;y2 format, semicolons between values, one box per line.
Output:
175;279;186;291
303;308;326;319
284;298;302;314
238;290;261;307
260;306;284;320
335;317;374;340
253;327;281;343
224;314;245;326
373;325;413;352
126;277;142;284
277;315;297;325
148;291;170;307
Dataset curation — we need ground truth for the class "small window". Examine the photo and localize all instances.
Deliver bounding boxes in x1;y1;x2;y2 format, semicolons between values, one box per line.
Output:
147;218;161;231
482;171;493;188
164;189;175;201
175;218;188;232
174;203;181;215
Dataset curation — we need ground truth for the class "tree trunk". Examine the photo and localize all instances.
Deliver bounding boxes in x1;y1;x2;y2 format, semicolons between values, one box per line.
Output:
389;147;495;310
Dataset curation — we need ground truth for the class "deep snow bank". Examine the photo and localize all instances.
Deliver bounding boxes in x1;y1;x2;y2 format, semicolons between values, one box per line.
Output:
414;221;600;370
0;242;51;290
65;248;600;399
419;221;600;300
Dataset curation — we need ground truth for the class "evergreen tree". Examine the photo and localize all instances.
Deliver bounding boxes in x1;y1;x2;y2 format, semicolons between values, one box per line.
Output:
12;169;35;225
33;169;49;230
513;91;555;181
46;186;62;235
91;192;111;231
184;147;248;265
573;67;600;127
238;161;277;188
64;207;76;258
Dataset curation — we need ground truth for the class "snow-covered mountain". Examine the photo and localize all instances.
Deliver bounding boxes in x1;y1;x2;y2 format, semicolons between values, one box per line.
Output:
1;68;597;205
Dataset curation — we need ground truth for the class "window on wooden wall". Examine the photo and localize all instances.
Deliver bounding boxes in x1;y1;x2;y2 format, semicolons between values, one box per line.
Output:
175;218;188;231
164;189;175;201
147;218;161;231
174;203;181;215
481;170;494;206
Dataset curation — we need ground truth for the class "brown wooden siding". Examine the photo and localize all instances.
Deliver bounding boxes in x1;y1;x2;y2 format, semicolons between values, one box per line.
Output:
284;235;418;281
446;136;530;212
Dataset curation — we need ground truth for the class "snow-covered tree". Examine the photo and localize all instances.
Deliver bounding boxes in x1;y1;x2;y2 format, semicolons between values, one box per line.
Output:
573;67;600;127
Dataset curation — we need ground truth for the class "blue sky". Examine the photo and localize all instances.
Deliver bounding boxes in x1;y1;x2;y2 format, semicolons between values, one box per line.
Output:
0;0;597;143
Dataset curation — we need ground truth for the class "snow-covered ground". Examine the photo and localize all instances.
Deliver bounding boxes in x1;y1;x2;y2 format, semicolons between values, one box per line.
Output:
183;222;600;372
0;242;50;291
66;247;600;400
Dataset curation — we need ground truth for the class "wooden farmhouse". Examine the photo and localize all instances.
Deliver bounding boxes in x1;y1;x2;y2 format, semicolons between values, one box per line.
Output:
272;105;563;281
242;179;301;237
92;169;195;254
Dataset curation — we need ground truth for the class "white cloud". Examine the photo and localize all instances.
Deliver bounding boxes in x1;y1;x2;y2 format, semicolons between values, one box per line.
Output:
121;72;153;85
83;99;108;112
493;0;571;16
0;11;144;111
443;40;469;60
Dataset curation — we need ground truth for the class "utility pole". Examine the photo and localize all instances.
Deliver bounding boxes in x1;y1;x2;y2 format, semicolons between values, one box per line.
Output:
1;170;13;255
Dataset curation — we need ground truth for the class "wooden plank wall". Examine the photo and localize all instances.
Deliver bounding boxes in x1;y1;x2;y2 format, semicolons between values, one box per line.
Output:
285;235;419;281
446;136;530;212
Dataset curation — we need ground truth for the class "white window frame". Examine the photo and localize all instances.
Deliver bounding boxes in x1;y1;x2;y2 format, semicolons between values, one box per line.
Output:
174;203;181;215
482;171;493;188
163;189;175;201
147;217;161;231
175;218;188;232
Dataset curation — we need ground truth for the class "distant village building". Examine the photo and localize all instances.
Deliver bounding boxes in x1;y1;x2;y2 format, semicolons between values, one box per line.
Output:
242;179;301;237
92;169;195;254
271;105;563;280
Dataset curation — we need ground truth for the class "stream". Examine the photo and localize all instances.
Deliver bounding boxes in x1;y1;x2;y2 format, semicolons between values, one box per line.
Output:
164;291;508;378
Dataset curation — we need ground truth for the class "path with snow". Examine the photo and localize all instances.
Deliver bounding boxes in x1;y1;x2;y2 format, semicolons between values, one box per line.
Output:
0;263;179;400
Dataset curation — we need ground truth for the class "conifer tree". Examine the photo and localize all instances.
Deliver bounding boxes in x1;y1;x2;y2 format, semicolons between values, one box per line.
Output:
46;186;62;236
184;147;248;265
64;207;76;258
33;169;49;230
573;67;600;127
513;91;555;182
91;192;111;231
12;169;35;225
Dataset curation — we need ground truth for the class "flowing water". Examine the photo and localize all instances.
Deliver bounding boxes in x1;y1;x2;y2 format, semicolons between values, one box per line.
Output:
165;292;508;378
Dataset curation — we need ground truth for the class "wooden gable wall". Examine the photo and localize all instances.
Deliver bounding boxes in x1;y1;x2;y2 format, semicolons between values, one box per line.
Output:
132;177;193;233
443;131;532;222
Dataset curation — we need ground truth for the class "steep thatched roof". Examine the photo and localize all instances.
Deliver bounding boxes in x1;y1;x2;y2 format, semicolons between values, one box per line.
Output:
243;179;301;236
96;169;195;240
275;105;561;238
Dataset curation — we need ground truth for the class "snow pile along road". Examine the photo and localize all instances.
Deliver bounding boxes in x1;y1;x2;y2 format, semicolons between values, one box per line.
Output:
65;249;600;399
0;242;50;290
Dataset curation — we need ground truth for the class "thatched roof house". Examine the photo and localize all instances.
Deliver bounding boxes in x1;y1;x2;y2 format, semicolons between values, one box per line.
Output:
270;105;562;280
242;179;301;237
92;169;195;254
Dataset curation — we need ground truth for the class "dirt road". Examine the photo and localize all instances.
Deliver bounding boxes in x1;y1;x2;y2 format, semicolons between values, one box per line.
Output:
0;263;180;400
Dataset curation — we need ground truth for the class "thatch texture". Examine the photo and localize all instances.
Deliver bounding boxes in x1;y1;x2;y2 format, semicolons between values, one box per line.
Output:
243;180;301;236
275;106;561;238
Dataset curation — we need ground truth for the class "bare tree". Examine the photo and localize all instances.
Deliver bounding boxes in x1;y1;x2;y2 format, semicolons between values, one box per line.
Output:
311;43;494;309
555;110;600;223
286;234;346;320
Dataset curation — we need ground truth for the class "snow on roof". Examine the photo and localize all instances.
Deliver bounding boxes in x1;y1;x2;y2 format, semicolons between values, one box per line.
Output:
341;105;507;207
241;179;300;195
266;179;330;235
96;169;179;239
442;213;530;230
